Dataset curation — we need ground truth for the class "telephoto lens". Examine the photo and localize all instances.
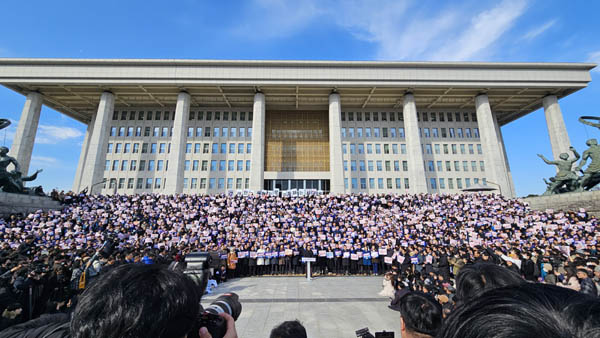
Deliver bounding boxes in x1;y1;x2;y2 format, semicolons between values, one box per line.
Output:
204;292;242;320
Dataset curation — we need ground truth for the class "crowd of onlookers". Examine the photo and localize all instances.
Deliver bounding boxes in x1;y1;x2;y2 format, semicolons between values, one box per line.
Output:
0;190;597;336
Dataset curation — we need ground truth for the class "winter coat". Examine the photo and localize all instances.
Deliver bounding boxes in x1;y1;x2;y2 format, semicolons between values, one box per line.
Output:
0;313;70;338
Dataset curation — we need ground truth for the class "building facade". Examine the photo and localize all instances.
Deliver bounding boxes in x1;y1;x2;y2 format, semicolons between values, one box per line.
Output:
0;59;595;197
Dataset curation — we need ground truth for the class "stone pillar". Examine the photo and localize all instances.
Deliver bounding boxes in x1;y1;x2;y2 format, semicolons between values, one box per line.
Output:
542;95;571;162
72;114;96;192
164;91;190;194
11;92;43;175
403;93;427;193
249;92;265;192
79;92;114;194
328;92;345;194
475;94;512;197
493;114;516;197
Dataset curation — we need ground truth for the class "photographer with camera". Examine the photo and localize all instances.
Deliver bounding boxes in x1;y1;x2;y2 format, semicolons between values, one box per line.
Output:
1;264;238;338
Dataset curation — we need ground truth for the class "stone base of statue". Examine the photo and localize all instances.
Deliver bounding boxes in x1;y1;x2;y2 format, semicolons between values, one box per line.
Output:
524;190;600;217
0;192;62;218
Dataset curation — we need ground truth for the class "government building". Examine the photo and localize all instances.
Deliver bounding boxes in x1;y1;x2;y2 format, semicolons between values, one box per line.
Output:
0;59;595;197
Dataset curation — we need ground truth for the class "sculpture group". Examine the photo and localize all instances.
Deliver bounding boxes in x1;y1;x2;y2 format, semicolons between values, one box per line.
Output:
0;119;45;196
539;116;600;195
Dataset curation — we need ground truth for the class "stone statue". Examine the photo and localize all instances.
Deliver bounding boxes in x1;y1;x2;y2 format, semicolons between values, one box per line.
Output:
538;146;580;195
575;138;600;191
0;146;45;196
538;115;600;195
579;116;600;131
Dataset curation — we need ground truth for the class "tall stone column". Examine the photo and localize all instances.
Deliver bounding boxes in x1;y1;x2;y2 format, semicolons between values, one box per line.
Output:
493;114;516;197
542;95;571;161
79;91;114;194
164;91;190;194
475;94;512;197
249;92;265;192
328;92;345;194
403;93;427;193
72;113;96;192
11;92;43;175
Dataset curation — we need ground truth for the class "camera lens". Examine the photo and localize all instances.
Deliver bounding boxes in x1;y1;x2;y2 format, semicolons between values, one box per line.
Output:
204;293;242;320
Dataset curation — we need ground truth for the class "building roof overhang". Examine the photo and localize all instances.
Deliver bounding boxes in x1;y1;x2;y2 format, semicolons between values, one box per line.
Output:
0;58;595;125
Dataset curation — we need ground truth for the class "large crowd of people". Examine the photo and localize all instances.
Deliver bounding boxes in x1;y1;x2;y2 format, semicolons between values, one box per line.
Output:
0;191;598;334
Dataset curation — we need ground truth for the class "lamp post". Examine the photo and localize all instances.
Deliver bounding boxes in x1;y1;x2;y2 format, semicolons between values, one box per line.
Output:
485;180;502;196
87;178;107;194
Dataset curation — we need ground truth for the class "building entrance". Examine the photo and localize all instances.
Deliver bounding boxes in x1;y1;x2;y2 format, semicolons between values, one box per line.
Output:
264;179;330;192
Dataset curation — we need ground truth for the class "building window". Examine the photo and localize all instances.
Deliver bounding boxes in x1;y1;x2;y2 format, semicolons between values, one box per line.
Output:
428;161;435;172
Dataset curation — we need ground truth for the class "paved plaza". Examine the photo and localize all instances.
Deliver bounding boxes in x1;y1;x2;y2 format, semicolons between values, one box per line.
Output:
203;276;400;338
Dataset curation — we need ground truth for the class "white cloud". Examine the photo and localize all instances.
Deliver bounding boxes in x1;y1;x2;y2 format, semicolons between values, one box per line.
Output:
586;50;600;72
232;0;325;39
0;122;84;146
521;19;557;41
35;125;84;145
31;155;58;166
238;0;529;61
428;0;528;61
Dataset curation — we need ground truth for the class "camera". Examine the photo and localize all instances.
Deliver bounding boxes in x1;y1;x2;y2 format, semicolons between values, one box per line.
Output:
183;252;242;338
356;327;395;338
99;233;116;259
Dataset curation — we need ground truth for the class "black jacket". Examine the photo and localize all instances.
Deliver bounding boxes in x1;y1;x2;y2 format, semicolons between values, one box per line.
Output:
0;313;70;338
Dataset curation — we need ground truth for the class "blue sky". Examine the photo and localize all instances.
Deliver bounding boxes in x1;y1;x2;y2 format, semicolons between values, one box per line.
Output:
0;0;599;196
